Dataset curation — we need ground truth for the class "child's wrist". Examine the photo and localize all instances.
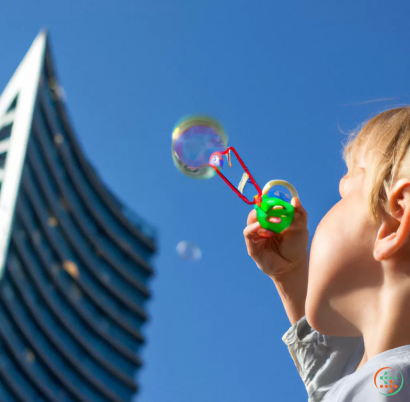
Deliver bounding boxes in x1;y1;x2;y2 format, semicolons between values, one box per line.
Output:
268;258;308;282
269;260;308;325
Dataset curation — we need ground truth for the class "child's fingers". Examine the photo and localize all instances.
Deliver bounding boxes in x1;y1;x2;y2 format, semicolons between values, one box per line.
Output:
243;221;262;239
291;197;308;224
257;229;276;238
291;197;306;215
243;221;274;240
247;197;307;235
282;200;308;232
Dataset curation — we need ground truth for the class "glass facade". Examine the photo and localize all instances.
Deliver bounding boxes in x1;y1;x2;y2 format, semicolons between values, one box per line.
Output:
0;33;156;401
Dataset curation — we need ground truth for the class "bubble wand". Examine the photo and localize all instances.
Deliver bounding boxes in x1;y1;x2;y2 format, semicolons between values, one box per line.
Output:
172;116;299;233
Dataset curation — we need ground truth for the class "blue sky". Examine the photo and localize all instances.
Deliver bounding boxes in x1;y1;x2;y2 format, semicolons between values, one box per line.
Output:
1;1;410;401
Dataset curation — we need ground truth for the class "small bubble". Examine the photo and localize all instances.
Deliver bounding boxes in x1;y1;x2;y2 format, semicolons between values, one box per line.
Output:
176;241;202;261
394;376;397;380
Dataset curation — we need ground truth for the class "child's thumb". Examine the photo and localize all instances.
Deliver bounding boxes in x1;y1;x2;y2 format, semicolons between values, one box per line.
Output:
291;197;300;208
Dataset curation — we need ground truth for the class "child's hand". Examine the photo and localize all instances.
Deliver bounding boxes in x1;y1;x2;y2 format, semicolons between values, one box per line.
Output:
243;198;309;279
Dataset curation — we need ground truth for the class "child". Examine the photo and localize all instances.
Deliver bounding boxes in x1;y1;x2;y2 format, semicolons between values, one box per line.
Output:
244;107;410;401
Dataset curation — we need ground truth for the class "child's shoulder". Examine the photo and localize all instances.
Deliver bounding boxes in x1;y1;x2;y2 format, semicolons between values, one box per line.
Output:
323;345;410;402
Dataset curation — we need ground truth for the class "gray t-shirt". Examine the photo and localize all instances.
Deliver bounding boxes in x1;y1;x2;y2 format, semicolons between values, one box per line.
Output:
282;316;410;401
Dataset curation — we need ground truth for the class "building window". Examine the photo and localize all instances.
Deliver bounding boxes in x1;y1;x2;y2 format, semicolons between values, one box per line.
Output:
25;349;36;364
3;284;14;301
54;133;64;145
69;283;82;302
59;196;69;211
51;262;60;277
48;216;58;227
62;260;79;279
32;231;41;245
101;272;110;284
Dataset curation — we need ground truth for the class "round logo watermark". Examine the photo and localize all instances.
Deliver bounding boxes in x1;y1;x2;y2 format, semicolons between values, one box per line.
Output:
374;367;404;396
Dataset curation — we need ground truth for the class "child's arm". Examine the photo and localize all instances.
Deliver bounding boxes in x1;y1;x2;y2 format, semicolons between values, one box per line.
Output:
272;260;308;324
244;198;363;401
243;197;309;324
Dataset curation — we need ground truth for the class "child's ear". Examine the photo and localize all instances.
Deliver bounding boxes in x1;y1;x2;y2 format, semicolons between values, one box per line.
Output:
374;179;410;261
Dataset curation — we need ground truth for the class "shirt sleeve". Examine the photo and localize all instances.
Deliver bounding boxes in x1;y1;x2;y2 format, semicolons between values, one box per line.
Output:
282;316;364;402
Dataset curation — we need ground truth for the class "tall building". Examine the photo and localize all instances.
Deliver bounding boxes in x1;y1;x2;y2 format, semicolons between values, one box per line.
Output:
0;31;156;402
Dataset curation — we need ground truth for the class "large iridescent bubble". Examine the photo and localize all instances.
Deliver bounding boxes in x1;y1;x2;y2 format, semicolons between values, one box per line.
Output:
172;116;228;179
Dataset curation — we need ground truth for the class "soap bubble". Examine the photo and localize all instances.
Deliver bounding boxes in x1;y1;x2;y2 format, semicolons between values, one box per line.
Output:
176;241;202;261
172;116;228;179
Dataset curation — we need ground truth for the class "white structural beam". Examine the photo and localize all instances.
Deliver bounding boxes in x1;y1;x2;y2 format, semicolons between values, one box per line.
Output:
0;139;11;155
0;138;10;155
0;30;47;277
0;111;15;130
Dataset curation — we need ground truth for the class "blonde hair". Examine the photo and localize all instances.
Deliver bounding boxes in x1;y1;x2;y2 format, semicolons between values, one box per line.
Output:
342;107;410;222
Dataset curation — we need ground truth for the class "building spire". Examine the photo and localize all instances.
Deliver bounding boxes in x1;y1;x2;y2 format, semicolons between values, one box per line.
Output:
0;30;47;276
